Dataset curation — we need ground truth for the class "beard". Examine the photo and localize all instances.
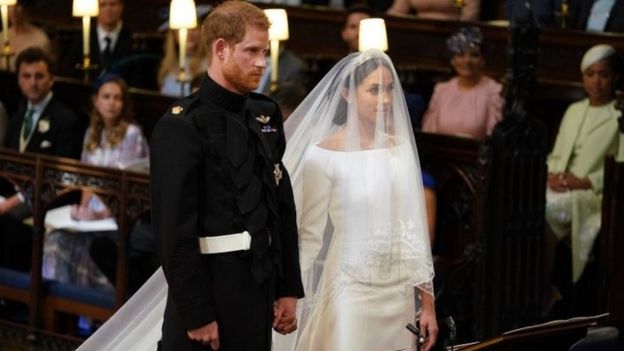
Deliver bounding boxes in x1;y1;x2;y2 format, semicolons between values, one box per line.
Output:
222;60;262;94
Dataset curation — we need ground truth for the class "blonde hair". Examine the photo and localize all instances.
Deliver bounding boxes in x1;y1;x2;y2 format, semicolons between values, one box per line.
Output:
201;0;269;64
158;28;207;86
85;77;134;152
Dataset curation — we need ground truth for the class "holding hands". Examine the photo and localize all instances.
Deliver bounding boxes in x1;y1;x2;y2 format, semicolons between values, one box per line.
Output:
273;297;298;335
547;172;591;192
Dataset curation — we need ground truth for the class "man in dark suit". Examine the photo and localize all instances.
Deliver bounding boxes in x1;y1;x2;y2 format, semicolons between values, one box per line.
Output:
60;0;151;87
569;0;624;32
150;1;304;350
0;47;83;271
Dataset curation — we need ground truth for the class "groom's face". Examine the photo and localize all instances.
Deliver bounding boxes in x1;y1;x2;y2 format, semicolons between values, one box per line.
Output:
222;25;269;94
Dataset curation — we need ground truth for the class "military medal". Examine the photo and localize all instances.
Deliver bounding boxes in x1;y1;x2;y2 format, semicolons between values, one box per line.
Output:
274;163;282;186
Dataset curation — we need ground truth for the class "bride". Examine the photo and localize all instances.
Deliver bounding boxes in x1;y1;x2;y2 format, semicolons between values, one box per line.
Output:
77;49;437;351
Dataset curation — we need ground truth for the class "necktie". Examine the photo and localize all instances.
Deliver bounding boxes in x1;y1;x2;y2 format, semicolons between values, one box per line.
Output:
103;36;112;67
22;108;35;140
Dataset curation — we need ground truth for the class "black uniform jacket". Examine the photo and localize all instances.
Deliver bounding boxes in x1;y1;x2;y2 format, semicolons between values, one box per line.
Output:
5;96;83;159
150;74;304;350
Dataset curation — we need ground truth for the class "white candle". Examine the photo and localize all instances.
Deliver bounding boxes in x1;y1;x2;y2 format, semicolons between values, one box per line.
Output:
82;16;90;57
1;5;9;47
178;28;187;75
270;39;279;87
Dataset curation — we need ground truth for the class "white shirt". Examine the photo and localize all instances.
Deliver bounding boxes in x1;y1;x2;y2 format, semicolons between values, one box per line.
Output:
97;21;123;53
20;91;53;152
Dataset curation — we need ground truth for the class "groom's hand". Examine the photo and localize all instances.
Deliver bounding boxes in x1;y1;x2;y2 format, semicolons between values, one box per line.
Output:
273;297;298;335
187;321;220;349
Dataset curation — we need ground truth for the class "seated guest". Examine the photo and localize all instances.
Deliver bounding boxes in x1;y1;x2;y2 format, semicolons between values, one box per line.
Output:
255;47;308;95
544;45;624;310
387;0;480;21
61;0;149;87
158;26;207;97
422;26;503;140
89;215;159;295
342;4;373;53
269;81;307;120
0;0;52;71
0;101;6;146
569;0;624;33
0;47;83;271
42;74;149;290
506;0;562;27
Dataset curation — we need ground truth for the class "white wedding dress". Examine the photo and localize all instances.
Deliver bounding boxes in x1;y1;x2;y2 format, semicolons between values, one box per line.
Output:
273;145;428;351
298;145;418;350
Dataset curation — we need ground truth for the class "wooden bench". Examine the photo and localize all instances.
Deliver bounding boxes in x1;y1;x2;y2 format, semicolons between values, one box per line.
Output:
0;148;150;338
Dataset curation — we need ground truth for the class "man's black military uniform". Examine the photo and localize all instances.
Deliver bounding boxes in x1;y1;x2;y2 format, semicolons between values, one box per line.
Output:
150;74;304;350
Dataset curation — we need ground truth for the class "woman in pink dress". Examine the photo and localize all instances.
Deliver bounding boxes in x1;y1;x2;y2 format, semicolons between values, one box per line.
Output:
387;0;480;21
422;26;503;140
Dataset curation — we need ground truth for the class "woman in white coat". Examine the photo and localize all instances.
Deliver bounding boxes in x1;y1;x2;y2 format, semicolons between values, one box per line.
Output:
544;44;624;312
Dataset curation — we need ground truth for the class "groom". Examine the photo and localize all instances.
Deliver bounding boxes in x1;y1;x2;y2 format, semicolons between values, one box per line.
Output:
150;1;304;350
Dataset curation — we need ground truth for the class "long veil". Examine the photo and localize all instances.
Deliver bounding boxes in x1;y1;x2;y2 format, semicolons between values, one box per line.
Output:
75;268;166;350
273;49;434;350
77;49;433;351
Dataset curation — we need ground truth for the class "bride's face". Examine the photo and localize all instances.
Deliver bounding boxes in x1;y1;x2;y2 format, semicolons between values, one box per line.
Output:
354;65;394;126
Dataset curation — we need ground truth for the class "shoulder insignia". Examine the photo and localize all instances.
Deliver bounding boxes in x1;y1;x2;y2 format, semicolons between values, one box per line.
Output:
256;115;271;124
171;106;184;115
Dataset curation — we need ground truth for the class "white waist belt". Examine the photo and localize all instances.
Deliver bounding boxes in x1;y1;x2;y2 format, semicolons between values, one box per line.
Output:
198;231;251;254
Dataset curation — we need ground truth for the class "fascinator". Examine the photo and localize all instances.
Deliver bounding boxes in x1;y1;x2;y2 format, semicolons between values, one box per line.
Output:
92;73;124;94
580;44;616;72
446;26;483;54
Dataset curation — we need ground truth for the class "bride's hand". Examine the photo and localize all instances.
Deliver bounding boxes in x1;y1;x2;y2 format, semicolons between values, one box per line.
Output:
418;307;438;351
273;297;298;335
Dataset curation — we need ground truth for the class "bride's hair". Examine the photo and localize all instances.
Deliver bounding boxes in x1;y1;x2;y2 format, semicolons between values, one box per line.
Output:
333;57;392;125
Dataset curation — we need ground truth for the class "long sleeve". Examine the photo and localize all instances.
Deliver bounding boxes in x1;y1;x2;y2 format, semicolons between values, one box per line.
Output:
422;84;441;133
298;149;333;274
150;116;215;331
52;107;83;159
485;83;504;136
547;104;575;173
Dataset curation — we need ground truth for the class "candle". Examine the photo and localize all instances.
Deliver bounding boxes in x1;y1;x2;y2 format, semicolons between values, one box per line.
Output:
264;9;289;89
1;5;8;47
82;16;90;57
178;28;187;74
270;39;279;88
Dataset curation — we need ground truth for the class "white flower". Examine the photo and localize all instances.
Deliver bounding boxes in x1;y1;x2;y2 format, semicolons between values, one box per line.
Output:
38;119;50;133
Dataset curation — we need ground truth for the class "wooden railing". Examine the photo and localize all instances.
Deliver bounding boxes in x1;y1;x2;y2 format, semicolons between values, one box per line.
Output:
0;148;150;342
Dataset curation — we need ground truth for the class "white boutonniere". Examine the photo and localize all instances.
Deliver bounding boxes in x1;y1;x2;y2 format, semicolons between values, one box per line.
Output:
38;118;50;133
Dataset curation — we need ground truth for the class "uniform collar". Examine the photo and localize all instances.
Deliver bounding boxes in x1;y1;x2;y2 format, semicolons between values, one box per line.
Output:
200;73;247;113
